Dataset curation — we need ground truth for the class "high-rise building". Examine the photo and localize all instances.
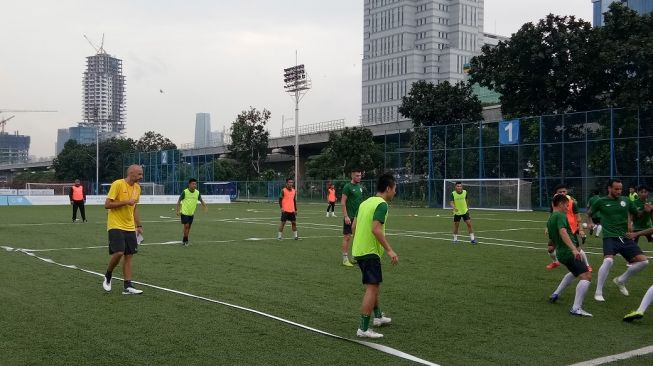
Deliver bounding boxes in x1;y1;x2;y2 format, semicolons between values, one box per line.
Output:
592;0;653;26
55;128;70;155
55;126;98;155
194;113;211;148
362;0;503;124
0;133;30;164
81;49;126;134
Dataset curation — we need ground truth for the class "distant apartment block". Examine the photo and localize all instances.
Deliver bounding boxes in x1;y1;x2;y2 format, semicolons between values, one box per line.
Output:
194;113;211;148
81;50;126;134
592;0;653;26
362;0;504;124
55;126;98;155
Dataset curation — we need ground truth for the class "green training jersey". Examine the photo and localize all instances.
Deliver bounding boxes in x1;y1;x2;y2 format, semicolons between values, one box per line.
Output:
587;195;602;219
547;211;578;264
342;182;364;218
632;199;653;230
451;190;469;215
590;195;636;238
179;188;202;216
352;196;389;259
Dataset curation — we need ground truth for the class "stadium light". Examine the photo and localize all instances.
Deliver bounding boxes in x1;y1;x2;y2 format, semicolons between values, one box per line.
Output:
283;56;311;196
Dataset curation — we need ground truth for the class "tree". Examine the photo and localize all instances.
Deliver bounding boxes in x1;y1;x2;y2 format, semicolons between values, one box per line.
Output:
305;127;383;179
399;80;483;127
398;80;483;176
469;14;599;117
228;107;270;180
53;137;136;183
135;131;177;152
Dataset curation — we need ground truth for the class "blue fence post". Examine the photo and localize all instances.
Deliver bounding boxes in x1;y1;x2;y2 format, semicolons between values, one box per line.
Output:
610;108;615;178
478;121;483;207
539;116;544;209
428;126;432;207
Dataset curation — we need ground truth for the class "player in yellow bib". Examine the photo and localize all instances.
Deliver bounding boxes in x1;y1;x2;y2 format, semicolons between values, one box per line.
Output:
176;178;208;246
352;173;398;339
450;182;476;244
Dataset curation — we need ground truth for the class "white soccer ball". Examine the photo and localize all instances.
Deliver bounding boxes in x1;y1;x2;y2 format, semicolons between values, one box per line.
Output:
436;214;440;217
582;223;588;229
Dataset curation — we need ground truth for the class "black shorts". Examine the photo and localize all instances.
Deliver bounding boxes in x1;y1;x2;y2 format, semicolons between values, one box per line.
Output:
356;254;383;284
180;214;194;225
281;212;296;222
561;257;589;277
454;213;471;222
591;216;601;225
343;220;353;235
108;229;138;255
602;237;644;262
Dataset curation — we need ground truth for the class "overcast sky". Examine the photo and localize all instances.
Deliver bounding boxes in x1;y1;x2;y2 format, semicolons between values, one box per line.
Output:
1;1;592;158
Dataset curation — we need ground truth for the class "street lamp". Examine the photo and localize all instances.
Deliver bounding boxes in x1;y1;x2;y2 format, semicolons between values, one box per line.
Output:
283;58;311;196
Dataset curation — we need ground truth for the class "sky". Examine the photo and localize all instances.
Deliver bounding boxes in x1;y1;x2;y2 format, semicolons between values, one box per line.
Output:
0;1;592;158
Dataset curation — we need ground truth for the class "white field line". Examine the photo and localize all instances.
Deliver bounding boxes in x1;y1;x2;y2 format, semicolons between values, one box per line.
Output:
1;246;441;366
567;345;653;366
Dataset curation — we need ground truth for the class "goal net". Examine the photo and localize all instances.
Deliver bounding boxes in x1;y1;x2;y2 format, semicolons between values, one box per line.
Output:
139;182;165;195
24;182;76;196
442;179;532;211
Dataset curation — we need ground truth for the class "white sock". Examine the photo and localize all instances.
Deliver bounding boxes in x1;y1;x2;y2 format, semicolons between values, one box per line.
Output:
554;272;575;296
453;234;458;241
573;279;591;310
595;257;614;296
549;251;558;262
470;233;475;240
595;225;603;236
580;250;590;266
277;232;282;239
293;231;298;238
618;260;649;284
638;285;653;313
343;253;349;261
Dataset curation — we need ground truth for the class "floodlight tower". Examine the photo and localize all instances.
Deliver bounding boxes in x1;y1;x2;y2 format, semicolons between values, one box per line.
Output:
283;59;311;196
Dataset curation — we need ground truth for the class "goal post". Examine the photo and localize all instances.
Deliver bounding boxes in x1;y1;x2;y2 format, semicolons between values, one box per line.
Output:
24;182;76;196
442;179;532;211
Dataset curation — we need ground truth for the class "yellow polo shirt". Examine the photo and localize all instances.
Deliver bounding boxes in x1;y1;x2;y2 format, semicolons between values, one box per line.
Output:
106;179;141;231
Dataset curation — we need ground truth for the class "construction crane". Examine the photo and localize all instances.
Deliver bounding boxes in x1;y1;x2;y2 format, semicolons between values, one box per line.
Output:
84;33;106;54
0;109;57;134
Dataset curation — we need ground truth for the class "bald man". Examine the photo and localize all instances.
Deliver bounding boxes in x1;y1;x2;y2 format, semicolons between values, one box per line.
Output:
102;165;145;295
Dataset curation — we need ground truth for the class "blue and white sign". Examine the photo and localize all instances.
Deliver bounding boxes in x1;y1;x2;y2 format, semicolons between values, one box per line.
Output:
499;119;520;145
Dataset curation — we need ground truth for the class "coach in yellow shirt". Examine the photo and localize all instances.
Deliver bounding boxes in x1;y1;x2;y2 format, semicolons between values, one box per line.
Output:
101;164;144;295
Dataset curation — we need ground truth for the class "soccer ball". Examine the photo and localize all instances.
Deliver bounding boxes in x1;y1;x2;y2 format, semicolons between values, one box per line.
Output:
582;223;588;229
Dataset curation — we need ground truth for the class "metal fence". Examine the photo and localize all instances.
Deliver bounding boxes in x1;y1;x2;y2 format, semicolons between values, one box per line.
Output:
382;108;653;209
121;108;653;210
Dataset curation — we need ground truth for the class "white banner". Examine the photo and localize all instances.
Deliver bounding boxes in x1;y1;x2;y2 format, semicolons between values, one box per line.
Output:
5;195;231;206
0;189;17;195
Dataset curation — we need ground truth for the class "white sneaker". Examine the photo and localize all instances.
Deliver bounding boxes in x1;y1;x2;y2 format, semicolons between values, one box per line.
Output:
570;308;593;317
326;213;329;217
613;277;629;296
122;286;143;295
373;314;392;326
356;328;383;338
594;294;605;302
331;213;336;217
102;277;111;292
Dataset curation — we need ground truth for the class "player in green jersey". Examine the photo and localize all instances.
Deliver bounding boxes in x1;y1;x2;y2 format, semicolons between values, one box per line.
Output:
352;173;398;338
624;223;653;322
547;194;592;317
587;179;649;302
341;168;364;266
587;189;603;237
630;185;653;244
450;182;476;244
176;178;208;246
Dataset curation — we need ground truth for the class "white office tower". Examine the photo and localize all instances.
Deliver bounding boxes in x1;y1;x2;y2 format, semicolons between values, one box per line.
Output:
362;0;491;125
81;49;126;134
194;113;211;148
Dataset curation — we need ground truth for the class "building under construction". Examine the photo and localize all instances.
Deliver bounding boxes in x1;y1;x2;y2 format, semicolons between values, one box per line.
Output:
81;43;126;134
0;132;30;164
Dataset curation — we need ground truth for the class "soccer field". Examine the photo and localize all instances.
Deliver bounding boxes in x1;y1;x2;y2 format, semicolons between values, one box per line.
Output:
1;203;653;366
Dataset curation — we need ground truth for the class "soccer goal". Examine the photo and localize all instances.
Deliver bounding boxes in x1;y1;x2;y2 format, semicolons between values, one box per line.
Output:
442;179;533;211
24;182;76;196
139;182;165;195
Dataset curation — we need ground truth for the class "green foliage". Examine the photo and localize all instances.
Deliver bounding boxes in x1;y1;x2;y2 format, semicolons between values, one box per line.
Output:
228;107;271;180
10;171;57;188
53;137;136;183
305;127;383;179
209;159;246;181
398;80;483;128
469;3;653;115
135;131;177;152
